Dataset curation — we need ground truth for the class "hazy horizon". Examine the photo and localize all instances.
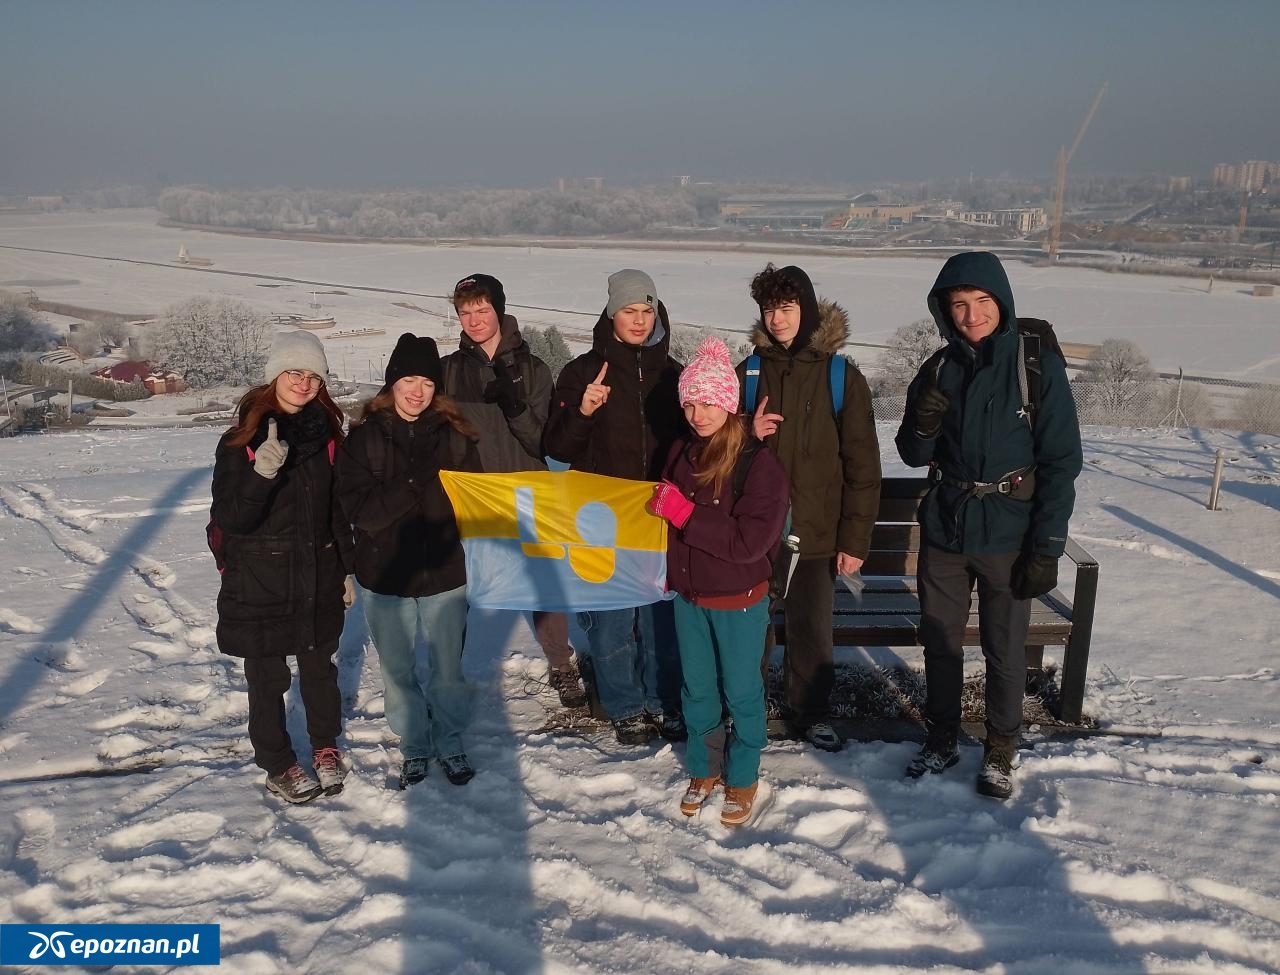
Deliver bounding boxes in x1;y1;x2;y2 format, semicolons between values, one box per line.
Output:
3;0;1279;194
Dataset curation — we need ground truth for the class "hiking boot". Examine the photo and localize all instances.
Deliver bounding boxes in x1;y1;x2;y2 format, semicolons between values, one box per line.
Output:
803;721;843;753
720;782;760;828
906;723;960;779
976;735;1017;800
548;663;588;709
649;710;688;742
679;776;720;817
312;746;347;796
265;764;323;804
438;753;475;786
613;713;655;746
398;756;430;790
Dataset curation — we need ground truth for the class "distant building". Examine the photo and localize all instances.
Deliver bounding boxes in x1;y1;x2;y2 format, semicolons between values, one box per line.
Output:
1212;163;1237;188
843;203;926;228
1168;176;1193;193
720;194;855;230
673;175;692;187
1213;160;1278;191
956;208;1046;235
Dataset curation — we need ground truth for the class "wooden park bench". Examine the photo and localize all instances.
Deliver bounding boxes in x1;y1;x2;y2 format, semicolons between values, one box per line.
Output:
774;476;1099;725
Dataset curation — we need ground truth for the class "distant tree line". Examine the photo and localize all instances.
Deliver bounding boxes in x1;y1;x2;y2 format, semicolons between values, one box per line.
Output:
158;186;715;238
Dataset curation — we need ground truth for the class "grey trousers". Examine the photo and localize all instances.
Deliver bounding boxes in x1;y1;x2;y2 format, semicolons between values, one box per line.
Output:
918;544;1031;739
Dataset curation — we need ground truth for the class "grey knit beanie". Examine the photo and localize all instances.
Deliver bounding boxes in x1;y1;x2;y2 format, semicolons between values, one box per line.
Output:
606;269;658;319
263;330;329;383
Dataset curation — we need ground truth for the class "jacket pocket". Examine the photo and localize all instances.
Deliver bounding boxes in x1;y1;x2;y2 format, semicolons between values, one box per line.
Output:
229;537;296;620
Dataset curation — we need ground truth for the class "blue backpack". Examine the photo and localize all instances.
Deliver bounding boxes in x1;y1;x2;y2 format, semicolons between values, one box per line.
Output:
742;353;847;418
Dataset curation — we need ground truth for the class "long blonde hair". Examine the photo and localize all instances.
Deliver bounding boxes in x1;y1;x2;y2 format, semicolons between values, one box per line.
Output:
692;414;749;497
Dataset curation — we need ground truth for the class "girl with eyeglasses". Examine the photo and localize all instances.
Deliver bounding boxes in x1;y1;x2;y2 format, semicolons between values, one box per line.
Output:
210;330;355;804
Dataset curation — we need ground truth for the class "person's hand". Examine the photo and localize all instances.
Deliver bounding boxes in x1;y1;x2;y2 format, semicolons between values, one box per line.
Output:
483;359;527;419
579;362;610;417
753;394;785;440
1012;553;1058;600
343;575;357;609
253;418;289;479
913;383;950;439
836;552;864;576
648;480;695;529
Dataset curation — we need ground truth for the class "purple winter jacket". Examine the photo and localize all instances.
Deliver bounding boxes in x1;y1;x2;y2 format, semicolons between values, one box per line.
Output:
661;433;792;602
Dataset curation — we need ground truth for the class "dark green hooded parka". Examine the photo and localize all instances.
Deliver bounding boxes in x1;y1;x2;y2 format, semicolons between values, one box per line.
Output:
895;251;1082;557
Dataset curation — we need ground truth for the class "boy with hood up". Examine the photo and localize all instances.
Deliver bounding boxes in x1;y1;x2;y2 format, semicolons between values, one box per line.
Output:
738;263;882;753
895;251;1082;800
544;269;687;745
439;273;588;711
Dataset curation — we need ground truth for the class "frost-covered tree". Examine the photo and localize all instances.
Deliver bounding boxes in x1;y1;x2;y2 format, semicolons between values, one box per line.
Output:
1076;338;1157;425
669;325;720;366
873;318;944;395
0;291;57;365
148;297;272;388
523;325;573;380
1233;384;1280;435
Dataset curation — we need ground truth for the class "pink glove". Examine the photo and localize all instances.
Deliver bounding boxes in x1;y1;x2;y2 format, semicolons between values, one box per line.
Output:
648;480;695;529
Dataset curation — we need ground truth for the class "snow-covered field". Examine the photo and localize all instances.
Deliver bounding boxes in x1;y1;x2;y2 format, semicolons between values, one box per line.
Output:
2;209;1278;381
1;422;1278;974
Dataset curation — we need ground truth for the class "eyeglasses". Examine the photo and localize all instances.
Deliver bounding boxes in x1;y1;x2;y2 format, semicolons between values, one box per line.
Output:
283;370;324;390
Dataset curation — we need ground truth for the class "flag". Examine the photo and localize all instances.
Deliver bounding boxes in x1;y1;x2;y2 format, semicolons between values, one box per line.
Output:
438;470;668;612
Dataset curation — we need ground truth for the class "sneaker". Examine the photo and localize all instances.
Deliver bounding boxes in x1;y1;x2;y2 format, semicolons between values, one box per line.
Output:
649;710;688;742
265;764;323;804
438;753;475;786
312;747;347;796
679;776;720;817
976;736;1017;800
398;756;430;790
803;721;843;753
906;724;961;779
548;664;588;709
613;713;655;746
720;782;760;828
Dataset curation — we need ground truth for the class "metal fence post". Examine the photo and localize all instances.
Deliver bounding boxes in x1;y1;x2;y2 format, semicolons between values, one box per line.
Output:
1207;449;1225;510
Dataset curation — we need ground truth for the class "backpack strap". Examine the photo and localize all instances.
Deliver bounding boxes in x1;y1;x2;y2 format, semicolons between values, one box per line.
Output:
1016;318;1061;430
730;437;765;499
743;354;761;413
829;355;846;416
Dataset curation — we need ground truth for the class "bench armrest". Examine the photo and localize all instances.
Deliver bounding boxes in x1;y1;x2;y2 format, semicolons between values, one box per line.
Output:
1057;534;1099;724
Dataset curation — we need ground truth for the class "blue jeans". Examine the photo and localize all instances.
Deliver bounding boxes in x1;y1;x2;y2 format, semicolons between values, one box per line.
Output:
362;586;471;760
674;595;769;788
577;600;680;722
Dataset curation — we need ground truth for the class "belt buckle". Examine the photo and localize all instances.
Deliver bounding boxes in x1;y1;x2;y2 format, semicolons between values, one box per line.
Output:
997;480;1012;495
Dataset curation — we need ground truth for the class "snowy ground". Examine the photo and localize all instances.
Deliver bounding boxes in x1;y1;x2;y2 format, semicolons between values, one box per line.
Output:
1;423;1278;974
2;209;1279;381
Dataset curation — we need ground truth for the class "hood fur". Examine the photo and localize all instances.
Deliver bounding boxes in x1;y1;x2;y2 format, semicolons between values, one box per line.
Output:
751;299;850;356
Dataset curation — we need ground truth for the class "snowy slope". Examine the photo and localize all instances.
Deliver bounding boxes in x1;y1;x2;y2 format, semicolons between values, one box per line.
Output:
1;424;1278;974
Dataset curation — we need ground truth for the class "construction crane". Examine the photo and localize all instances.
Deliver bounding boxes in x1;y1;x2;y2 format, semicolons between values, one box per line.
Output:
1048;82;1108;262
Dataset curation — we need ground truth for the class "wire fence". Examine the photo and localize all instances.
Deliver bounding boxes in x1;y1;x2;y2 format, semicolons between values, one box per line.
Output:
870;374;1280;435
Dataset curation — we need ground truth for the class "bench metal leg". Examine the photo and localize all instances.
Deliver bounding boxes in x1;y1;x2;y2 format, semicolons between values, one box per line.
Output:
1057;562;1099;724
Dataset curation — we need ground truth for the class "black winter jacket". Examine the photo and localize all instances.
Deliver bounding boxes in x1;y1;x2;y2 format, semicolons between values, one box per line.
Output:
441;314;552;473
544;302;685;481
336;408;479;598
211;402;352;659
895;251;1083;557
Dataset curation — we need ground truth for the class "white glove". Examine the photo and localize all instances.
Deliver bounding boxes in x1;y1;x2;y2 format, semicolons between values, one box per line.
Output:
343;575;357;609
253;418;289;479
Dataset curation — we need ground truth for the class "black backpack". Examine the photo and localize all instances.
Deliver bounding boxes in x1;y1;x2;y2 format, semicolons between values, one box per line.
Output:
729;439;797;599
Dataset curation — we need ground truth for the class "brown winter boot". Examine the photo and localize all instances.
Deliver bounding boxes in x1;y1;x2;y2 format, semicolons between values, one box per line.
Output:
679;776;720;817
719;782;760;828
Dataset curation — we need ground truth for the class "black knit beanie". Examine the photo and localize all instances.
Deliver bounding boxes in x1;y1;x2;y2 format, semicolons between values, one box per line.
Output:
384;333;442;387
453;272;506;321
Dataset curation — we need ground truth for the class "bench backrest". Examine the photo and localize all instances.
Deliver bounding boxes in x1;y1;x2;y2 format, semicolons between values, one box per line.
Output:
863;477;930;577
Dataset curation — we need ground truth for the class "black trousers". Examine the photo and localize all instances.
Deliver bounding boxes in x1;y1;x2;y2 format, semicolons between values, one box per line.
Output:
761;556;836;728
243;649;341;776
917;544;1031;740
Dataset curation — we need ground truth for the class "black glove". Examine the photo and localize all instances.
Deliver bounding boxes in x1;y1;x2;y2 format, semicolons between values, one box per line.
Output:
1012;553;1058;600
483;360;527;419
913;384;950;439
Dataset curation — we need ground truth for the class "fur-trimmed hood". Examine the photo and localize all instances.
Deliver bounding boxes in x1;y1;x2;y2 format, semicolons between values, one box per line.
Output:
751;298;851;357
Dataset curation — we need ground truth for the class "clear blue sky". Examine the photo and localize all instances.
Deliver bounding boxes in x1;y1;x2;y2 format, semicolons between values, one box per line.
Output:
2;0;1277;192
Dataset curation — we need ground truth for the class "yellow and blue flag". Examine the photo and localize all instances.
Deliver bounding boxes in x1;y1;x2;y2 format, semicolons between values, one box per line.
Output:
438;470;668;612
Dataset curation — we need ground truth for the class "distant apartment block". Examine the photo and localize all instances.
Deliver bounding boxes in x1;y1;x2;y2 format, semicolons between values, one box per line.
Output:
956;207;1046;234
843;203;926;228
1213;160;1278;191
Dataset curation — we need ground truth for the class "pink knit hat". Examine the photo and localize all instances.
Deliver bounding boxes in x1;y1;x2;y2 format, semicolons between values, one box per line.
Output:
678;336;740;413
